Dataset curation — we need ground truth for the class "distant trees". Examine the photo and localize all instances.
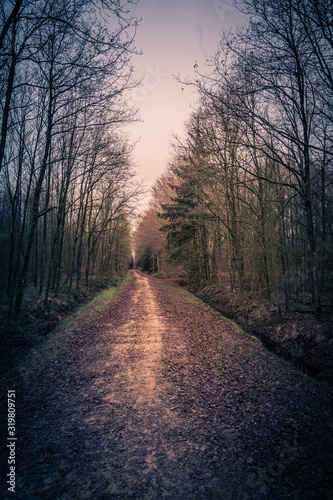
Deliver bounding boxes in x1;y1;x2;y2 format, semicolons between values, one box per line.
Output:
0;0;140;319
135;168;177;274
136;0;333;313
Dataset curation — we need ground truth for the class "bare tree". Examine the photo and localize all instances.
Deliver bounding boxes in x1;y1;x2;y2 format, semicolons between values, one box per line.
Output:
0;0;140;320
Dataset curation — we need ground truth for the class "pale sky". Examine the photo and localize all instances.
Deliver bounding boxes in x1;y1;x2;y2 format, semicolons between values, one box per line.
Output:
126;0;245;202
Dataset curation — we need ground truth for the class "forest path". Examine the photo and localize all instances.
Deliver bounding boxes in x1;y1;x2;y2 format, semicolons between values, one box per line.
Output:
2;271;333;499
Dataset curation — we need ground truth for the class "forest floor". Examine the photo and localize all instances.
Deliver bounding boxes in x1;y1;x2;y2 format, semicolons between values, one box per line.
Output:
195;284;333;385
0;275;126;376
0;270;333;499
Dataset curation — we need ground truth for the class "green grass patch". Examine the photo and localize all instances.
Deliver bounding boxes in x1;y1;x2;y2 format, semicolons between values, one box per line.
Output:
0;275;130;389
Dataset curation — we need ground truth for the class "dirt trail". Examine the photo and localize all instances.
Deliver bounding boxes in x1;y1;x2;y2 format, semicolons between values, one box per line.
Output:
1;271;333;499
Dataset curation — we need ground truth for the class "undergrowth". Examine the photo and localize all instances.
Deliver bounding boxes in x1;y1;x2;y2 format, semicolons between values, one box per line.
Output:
0;273;128;377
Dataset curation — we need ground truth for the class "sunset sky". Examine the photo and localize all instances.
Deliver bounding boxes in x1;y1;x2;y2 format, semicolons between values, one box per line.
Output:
127;0;246;200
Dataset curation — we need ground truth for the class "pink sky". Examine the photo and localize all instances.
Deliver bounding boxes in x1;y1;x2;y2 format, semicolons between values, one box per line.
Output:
127;0;245;202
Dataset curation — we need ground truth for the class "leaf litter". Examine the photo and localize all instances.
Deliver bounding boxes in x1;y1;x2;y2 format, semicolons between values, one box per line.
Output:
0;270;332;499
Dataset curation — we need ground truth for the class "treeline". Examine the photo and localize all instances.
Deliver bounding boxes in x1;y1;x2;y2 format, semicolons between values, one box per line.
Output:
0;0;140;320
135;0;333;318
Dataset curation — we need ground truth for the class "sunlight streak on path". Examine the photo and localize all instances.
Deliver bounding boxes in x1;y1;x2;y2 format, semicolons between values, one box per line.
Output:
104;275;164;406
83;272;205;497
12;271;332;500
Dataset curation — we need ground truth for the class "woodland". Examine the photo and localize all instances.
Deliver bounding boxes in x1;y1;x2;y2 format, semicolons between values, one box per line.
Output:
0;0;333;381
0;2;332;497
0;0;140;325
135;0;333;321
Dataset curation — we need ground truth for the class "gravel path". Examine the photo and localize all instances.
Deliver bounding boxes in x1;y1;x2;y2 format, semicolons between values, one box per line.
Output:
1;270;332;499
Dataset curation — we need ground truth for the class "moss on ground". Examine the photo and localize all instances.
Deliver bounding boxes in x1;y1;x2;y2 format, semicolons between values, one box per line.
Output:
0;275;131;388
